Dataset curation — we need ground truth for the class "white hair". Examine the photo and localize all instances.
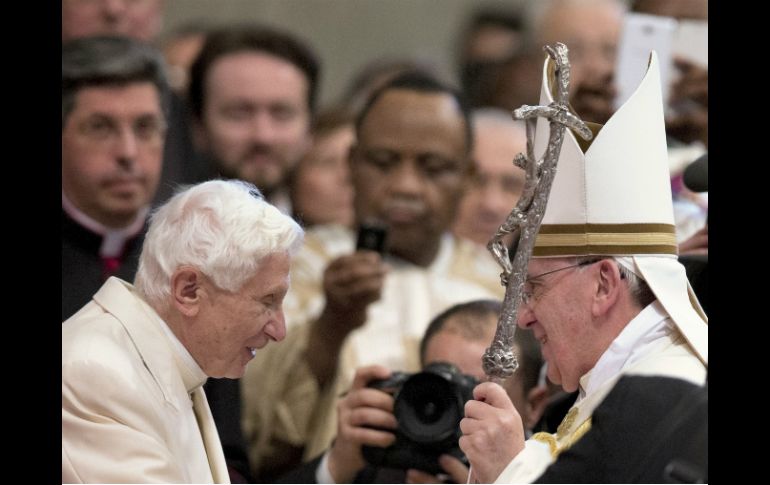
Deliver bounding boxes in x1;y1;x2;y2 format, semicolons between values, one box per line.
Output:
134;179;304;307
575;255;655;309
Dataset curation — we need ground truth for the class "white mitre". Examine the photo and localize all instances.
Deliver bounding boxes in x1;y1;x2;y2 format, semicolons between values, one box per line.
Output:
532;51;707;365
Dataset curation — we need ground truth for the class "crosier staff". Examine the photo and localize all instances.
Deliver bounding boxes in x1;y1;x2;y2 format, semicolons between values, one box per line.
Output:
483;43;593;382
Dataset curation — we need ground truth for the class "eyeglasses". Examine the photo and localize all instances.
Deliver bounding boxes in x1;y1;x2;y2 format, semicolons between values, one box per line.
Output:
77;115;167;147
521;259;604;305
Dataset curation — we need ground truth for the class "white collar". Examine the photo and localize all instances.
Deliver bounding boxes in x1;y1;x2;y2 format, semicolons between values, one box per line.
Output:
579;300;671;398
62;191;148;258
154;312;208;392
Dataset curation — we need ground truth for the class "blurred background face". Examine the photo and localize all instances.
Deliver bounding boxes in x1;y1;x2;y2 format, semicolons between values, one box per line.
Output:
464;24;522;64
62;0;163;42
198;51;311;196
536;0;623;123
351;89;470;265
62;83;165;228
423;328;489;382
453;116;526;245
290;124;355;227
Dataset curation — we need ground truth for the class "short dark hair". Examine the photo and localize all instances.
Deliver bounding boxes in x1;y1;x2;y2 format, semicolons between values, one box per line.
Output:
419;299;543;393
310;106;356;138
355;71;474;155
62;35;170;128
188;24;320;120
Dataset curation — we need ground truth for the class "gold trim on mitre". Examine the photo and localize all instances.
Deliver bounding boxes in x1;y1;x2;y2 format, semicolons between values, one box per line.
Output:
533;51;674;245
533;223;678;256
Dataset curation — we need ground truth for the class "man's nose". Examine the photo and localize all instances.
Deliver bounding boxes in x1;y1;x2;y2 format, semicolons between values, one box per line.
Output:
265;309;287;342
479;183;510;217
387;159;426;196
113;127;139;166
582;45;616;83
102;0;128;20
517;302;535;329
249;112;280;145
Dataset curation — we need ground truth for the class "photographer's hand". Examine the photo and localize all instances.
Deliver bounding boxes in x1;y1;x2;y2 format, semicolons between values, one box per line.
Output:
406;455;469;484
328;365;397;483
307;252;389;386
459;382;526;484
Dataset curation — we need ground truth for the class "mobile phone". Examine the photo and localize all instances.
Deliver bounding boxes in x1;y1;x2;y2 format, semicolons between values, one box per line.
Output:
672;20;708;68
356;222;388;255
614;12;677;109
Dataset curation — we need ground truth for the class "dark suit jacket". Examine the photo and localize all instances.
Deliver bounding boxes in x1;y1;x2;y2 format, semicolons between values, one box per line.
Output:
204;377;254;483
533;390;578;434
272;454;323;484
61;210;145;321
535;375;707;484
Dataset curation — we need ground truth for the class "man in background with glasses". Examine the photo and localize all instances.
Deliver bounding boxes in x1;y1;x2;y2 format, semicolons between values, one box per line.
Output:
459;46;708;483
62;35;168;321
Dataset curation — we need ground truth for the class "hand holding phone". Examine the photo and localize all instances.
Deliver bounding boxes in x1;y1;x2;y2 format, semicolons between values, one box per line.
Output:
356;222;388;255
614;12;677;109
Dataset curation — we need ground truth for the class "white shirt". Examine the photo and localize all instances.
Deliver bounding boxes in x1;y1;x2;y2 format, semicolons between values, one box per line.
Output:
62;191;148;258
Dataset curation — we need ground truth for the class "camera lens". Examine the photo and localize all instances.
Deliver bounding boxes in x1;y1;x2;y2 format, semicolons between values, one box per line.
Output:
418;401;439;423
394;373;464;444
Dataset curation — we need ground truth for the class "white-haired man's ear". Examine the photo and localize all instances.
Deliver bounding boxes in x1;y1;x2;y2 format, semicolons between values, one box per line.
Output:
170;266;203;317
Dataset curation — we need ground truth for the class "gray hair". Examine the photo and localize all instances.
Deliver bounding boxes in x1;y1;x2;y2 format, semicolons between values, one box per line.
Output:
134;180;304;308
576;255;656;309
614;259;656;308
62;35;170;129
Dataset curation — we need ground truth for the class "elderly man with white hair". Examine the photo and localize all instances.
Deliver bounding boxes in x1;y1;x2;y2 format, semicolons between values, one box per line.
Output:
62;179;304;483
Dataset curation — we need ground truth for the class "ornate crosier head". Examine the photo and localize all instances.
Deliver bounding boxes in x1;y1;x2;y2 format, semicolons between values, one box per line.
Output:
482;43;593;381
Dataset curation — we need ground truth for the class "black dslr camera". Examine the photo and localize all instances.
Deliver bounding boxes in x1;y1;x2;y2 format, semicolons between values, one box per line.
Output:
362;362;479;474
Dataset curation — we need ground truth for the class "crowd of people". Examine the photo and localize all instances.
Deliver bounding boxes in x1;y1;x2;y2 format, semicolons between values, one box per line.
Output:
62;0;708;483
